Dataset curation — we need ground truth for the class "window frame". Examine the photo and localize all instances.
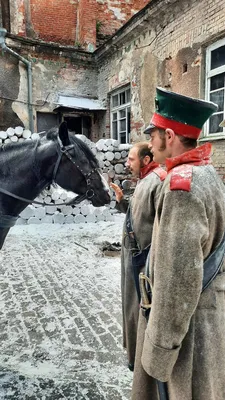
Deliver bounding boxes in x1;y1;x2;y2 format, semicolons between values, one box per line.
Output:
110;85;131;144
204;37;225;139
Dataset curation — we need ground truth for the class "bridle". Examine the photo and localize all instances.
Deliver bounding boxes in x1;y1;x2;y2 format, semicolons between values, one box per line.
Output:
52;142;98;203
0;141;100;227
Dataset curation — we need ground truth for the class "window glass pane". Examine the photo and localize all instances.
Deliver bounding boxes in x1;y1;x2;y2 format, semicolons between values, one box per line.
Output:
211;45;225;70
126;89;131;103
210;89;224;112
112;95;118;107
209;114;224;134
120;120;126;131
112;112;117;121
112;121;118;139
120;132;126;144
119;109;126;118
110;87;131;143
210;73;225;91
120;92;126;105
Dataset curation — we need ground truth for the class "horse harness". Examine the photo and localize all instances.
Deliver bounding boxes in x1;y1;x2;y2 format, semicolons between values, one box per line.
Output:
0;141;100;228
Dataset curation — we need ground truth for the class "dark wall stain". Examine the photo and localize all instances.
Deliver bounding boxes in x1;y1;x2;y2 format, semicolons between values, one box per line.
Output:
0;54;24;130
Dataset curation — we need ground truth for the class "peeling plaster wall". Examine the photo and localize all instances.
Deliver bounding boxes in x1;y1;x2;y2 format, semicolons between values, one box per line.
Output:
97;0;225;148
97;33;159;142
211;141;225;182
10;0;26;35
29;54;98;132
0;38;99;133
96;0;149;36
0;53;24;130
0;3;3;26
30;57;98;106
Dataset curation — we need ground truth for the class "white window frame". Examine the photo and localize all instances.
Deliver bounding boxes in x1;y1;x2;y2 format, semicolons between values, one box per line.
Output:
110;86;131;144
204;38;225;139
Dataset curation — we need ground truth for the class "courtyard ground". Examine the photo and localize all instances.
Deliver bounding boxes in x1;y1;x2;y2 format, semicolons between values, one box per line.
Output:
0;215;133;399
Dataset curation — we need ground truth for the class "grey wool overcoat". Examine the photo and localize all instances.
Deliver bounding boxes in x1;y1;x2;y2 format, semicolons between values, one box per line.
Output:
132;145;225;400
117;167;166;367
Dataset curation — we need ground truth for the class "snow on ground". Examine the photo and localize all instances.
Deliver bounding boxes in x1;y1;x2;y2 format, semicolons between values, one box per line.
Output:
0;214;133;399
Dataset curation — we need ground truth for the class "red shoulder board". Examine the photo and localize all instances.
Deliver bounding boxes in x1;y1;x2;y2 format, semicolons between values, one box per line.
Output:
153;167;167;181
170;165;193;192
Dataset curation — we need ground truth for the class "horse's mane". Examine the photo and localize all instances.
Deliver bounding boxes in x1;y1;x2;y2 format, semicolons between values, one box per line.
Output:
0;139;35;152
46;128;99;169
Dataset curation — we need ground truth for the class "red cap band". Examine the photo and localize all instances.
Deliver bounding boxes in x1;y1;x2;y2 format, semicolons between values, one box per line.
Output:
151;113;201;139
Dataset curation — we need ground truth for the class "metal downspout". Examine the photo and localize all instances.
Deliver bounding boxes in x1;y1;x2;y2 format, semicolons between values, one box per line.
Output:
0;28;34;132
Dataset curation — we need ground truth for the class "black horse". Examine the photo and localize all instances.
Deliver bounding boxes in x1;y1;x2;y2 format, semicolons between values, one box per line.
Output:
0;122;111;249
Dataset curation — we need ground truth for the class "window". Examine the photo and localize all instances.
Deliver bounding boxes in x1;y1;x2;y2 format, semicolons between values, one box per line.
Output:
205;39;225;136
111;86;131;143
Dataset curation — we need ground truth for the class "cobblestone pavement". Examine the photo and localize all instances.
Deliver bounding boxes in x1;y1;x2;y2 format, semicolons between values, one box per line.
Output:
0;217;133;399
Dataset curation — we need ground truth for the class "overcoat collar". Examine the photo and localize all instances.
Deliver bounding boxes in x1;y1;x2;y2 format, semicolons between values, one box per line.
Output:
140;161;159;179
165;143;212;172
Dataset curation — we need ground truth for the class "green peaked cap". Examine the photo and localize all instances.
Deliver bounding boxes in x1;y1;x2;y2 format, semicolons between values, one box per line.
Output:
145;87;218;139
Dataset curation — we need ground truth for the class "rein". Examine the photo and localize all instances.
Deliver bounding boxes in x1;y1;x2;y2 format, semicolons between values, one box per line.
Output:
0;141;99;227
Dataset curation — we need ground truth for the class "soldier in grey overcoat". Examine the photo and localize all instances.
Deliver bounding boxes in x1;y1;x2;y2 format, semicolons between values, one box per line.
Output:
131;88;225;400
111;142;166;371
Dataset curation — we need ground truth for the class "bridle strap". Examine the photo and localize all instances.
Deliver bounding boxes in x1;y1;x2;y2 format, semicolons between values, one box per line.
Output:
0;186;85;206
52;143;97;201
0;141;97;208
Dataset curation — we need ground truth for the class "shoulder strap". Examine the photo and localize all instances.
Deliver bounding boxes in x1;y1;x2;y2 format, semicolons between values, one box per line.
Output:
153;167;167;181
170;165;193;192
202;232;225;292
125;205;141;252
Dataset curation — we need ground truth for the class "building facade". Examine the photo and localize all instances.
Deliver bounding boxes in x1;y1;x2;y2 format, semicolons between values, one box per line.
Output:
0;0;225;179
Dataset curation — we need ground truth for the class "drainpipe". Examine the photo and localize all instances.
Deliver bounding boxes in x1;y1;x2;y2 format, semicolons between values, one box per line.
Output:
0;28;34;133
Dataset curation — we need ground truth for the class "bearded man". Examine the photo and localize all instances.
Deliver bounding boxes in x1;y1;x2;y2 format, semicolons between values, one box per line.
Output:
111;142;166;371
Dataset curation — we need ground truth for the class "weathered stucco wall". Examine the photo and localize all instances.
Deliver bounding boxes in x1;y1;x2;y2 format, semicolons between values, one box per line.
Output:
0;53;24;130
0;38;99;133
97;0;225;144
211;140;225;182
96;0;149;36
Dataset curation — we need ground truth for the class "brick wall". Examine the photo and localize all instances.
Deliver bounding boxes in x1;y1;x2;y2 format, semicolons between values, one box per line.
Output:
30;0;78;45
9;0;149;46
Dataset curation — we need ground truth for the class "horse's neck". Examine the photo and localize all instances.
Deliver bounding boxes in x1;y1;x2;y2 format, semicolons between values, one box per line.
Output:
0;140;58;216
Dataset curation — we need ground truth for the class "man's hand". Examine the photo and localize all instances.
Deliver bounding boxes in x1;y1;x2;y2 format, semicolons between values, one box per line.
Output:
110;183;124;203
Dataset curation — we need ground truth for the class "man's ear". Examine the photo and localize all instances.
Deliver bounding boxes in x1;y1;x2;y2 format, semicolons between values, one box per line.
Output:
143;155;151;166
165;128;175;143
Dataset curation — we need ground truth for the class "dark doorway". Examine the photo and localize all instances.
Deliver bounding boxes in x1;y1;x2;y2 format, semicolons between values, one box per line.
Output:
64;116;82;134
64;116;91;139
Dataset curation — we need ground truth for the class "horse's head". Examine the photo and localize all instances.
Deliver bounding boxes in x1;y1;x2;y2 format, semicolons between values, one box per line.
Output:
49;122;111;207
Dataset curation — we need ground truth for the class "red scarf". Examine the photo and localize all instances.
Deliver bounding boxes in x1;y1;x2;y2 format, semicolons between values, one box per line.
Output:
165;143;212;172
140;161;160;179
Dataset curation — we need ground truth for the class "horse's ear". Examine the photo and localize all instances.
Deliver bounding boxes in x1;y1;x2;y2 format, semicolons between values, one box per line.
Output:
58;122;70;146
